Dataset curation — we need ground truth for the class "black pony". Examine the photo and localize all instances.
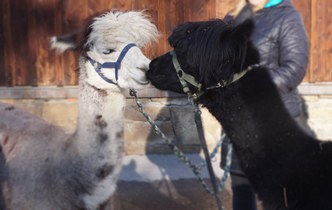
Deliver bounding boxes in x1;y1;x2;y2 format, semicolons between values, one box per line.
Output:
147;19;332;210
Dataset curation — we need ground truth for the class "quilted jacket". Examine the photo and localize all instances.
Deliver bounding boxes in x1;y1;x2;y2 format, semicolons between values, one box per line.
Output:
221;0;309;175
251;0;309;117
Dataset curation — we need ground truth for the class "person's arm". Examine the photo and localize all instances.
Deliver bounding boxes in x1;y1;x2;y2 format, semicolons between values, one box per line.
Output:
224;0;254;26
270;12;309;93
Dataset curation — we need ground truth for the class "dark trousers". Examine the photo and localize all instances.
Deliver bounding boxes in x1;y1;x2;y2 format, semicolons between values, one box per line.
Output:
221;136;258;210
231;174;258;210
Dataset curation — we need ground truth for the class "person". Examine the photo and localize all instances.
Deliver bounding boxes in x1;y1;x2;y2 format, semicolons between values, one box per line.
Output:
220;0;315;210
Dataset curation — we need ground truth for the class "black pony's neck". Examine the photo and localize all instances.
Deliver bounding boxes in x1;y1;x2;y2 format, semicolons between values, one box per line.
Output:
198;67;312;173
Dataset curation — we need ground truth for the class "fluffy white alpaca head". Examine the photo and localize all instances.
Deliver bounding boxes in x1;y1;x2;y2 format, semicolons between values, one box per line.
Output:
81;10;159;90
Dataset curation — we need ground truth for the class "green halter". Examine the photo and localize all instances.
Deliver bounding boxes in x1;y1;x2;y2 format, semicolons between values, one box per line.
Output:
170;50;260;99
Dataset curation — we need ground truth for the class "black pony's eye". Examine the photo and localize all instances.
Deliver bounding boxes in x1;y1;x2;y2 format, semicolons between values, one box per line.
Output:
103;49;114;55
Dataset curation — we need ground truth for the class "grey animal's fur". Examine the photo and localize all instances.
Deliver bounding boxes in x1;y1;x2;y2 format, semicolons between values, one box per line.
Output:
0;10;158;210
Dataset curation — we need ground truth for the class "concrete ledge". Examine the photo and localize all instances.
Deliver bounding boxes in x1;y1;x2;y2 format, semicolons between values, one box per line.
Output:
0;86;183;99
1;83;332;99
299;82;332;95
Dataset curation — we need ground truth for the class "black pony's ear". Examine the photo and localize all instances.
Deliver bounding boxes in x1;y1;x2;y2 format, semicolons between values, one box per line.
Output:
231;3;255;40
231;18;255;41
227;18;255;72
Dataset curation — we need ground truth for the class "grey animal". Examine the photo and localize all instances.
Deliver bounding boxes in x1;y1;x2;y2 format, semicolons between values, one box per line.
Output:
0;10;158;210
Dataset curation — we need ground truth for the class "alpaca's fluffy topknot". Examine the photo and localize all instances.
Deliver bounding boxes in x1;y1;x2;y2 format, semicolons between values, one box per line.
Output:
86;10;159;49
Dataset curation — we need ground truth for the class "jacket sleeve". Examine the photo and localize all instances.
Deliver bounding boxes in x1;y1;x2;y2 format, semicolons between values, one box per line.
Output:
269;12;309;94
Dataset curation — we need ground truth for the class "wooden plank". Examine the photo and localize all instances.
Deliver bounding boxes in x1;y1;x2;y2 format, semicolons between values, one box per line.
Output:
310;0;332;82
26;0;38;86
58;0;83;86
1;0;331;87
9;0;33;86
184;0;206;21
165;0;185;33
87;0;114;16
0;0;5;86
215;0;235;19
132;0;160;58
111;0;133;11
293;0;311;82
2;0;15;86
30;0;55;86
161;0;186;53
53;0;65;86
154;0;168;56
293;0;311;40
62;0;87;85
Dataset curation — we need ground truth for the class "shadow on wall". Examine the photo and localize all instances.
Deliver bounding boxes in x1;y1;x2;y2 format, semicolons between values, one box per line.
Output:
144;97;201;154
143;96;206;206
117;156;227;210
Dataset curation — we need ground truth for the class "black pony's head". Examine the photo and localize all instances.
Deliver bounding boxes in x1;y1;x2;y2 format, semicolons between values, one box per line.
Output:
147;18;260;94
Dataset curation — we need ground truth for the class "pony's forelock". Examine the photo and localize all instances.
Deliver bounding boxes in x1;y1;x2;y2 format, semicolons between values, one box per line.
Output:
171;19;256;88
172;20;235;86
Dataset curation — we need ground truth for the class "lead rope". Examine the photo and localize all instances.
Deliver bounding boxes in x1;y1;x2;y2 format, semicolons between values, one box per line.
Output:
193;101;224;210
129;89;232;209
129;89;214;194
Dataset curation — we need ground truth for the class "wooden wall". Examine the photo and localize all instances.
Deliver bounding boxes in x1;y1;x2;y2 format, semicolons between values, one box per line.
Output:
0;0;331;87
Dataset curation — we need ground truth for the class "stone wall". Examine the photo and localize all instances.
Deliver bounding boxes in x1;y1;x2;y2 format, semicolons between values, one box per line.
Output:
303;95;332;140
0;96;222;155
1;85;332;155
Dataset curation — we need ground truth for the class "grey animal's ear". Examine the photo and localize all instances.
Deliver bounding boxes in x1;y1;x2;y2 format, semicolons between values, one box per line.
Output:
50;31;79;54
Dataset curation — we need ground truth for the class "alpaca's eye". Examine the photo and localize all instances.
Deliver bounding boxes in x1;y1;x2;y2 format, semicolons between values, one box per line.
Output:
103;49;114;55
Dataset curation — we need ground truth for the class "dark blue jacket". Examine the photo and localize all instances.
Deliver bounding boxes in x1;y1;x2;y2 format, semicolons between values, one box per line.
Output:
251;0;309;117
221;0;309;174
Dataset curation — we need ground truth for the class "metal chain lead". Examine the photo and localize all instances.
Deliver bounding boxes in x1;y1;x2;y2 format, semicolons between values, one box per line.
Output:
129;89;231;194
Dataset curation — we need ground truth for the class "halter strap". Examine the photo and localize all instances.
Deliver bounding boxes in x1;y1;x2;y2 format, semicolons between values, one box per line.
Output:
170;51;203;97
206;64;261;90
87;43;136;84
170;50;260;98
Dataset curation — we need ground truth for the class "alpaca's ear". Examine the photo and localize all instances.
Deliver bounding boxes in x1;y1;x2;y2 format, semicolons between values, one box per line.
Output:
50;31;79;54
231;19;255;40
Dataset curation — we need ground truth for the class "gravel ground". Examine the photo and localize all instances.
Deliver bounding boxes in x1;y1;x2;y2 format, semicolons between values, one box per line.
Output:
110;155;263;210
113;179;263;210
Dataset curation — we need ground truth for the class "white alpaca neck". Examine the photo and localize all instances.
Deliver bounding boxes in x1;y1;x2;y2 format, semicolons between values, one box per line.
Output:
74;81;125;154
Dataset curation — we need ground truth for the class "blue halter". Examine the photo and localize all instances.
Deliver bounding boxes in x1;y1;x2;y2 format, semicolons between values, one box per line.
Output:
87;43;136;84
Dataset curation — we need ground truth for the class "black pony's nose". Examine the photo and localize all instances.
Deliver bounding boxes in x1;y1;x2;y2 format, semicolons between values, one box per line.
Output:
149;58;160;70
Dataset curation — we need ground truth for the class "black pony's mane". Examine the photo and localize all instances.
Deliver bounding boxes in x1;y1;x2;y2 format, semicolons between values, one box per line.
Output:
168;19;260;88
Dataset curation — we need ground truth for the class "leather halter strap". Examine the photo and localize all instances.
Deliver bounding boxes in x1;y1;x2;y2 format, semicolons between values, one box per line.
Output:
170;50;260;98
87;43;136;84
170;51;203;98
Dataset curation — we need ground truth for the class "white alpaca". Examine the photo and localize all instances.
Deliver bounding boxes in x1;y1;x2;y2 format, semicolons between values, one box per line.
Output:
0;10;158;210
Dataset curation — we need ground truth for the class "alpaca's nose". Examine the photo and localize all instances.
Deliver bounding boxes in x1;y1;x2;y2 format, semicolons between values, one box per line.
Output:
137;57;150;72
148;58;160;71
